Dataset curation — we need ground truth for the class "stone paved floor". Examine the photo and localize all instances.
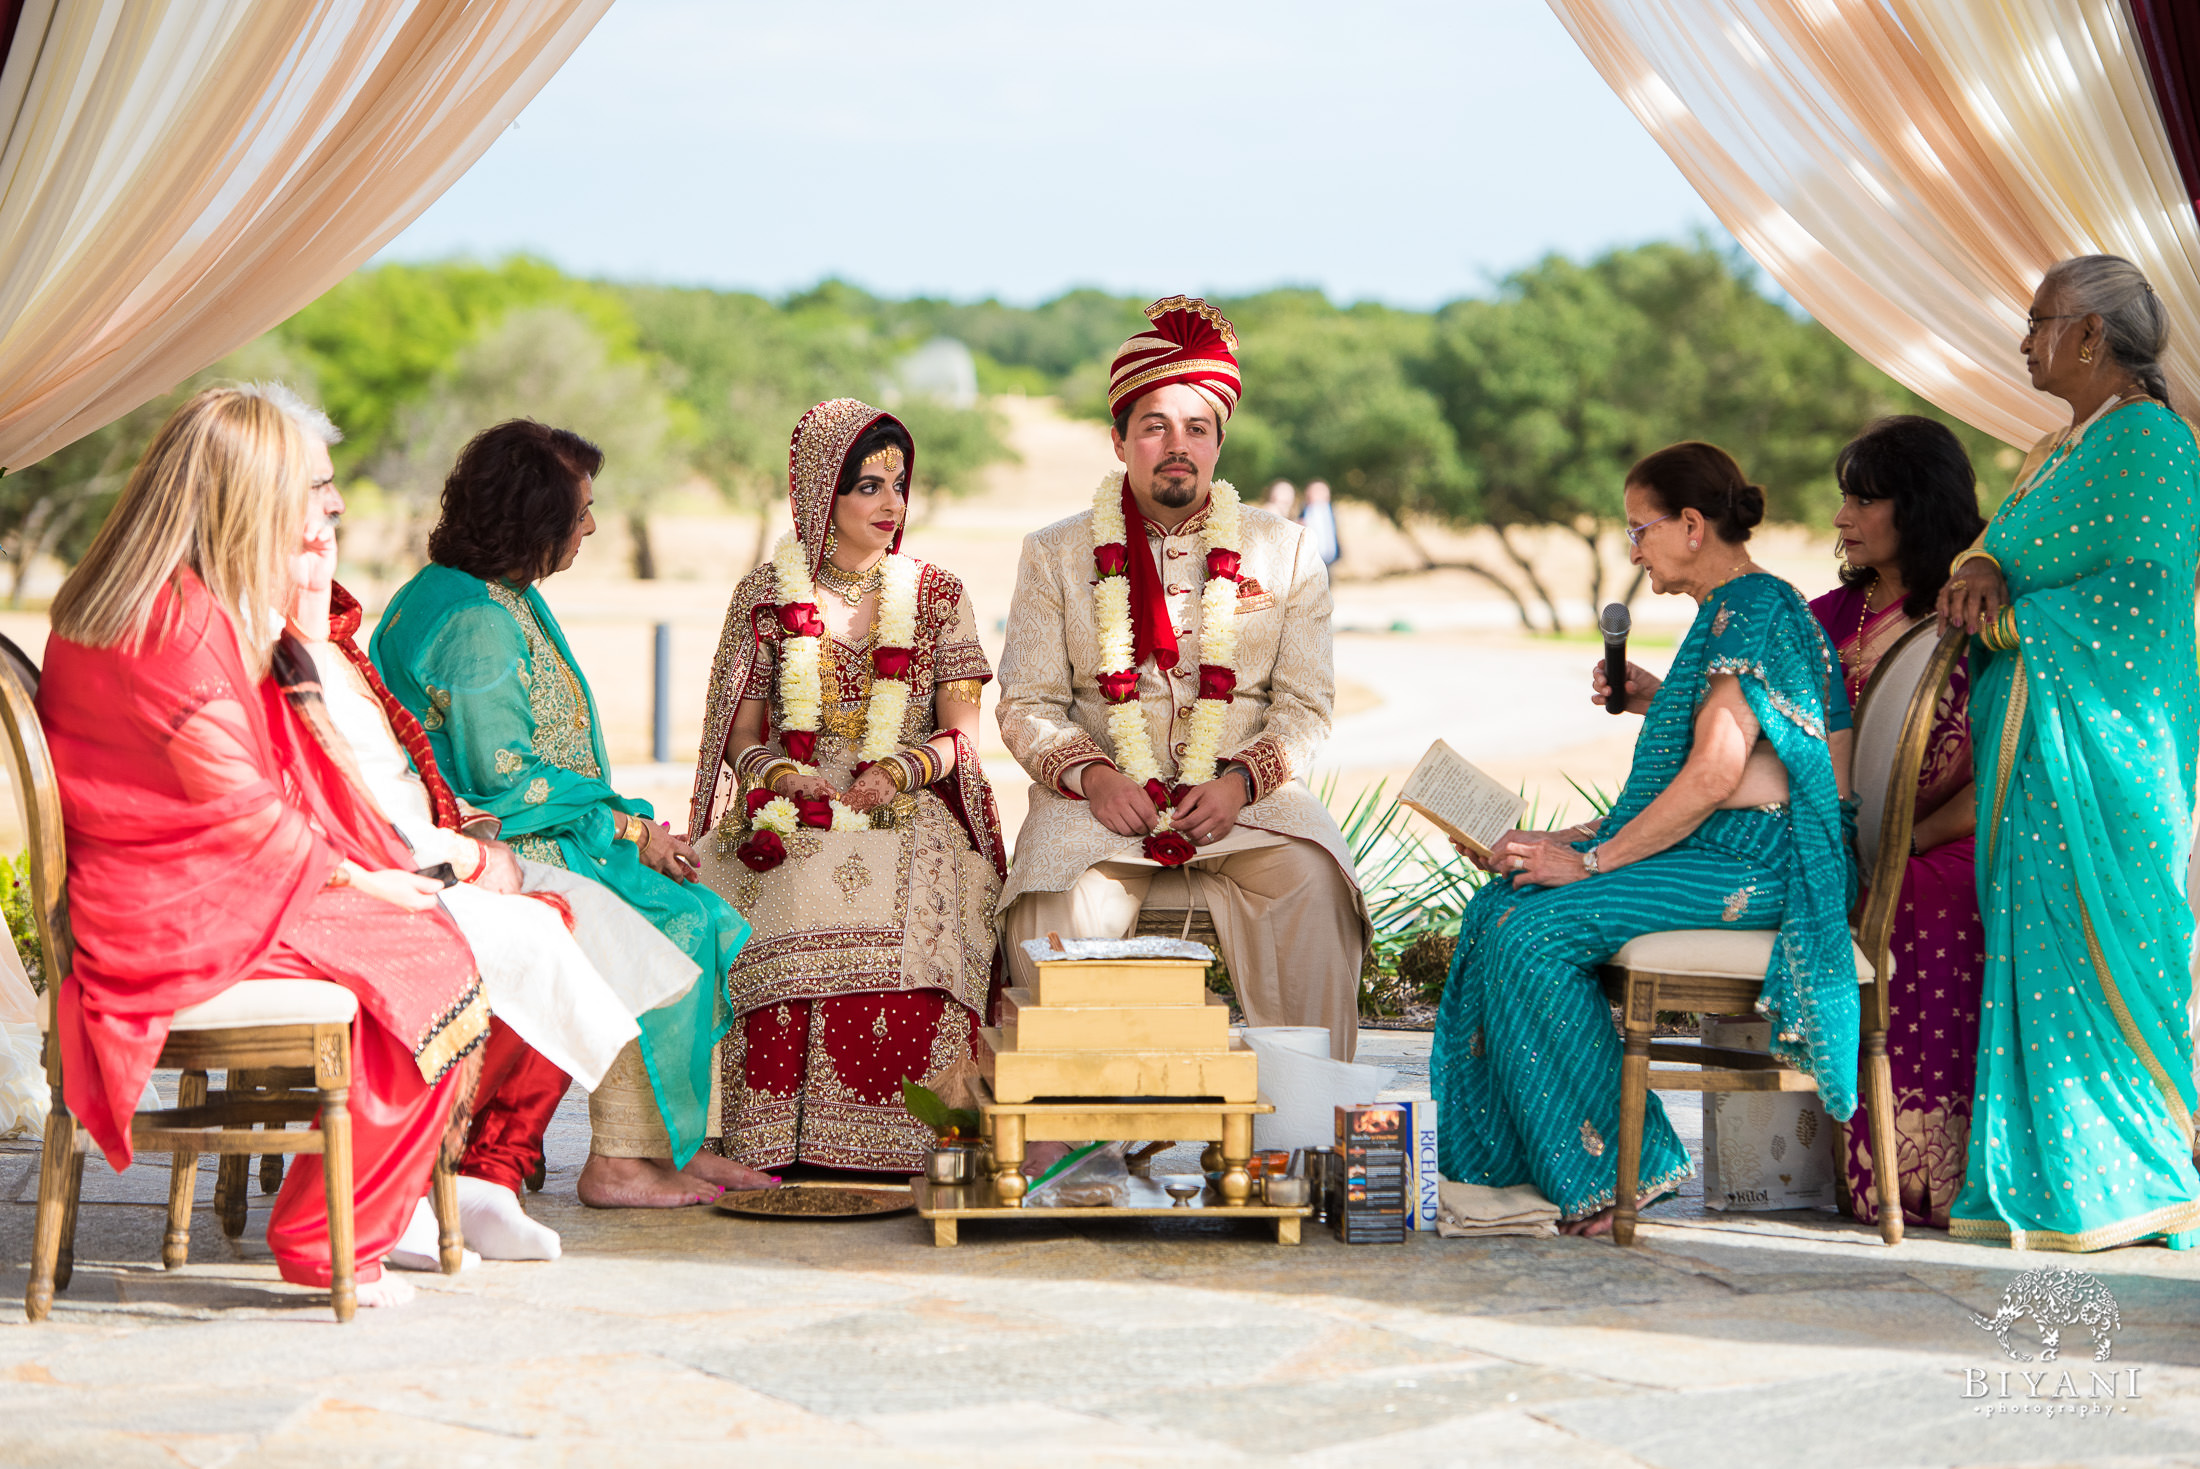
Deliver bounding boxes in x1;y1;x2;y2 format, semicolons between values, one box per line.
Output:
3;1032;2197;1467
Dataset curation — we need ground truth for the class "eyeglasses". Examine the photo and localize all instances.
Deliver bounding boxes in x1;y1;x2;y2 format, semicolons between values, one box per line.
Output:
1623;512;1675;549
2024;313;2083;335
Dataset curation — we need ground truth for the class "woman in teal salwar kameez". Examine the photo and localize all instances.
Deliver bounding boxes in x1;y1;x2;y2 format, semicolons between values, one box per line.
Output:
1939;255;2200;1251
374;420;758;1207
1432;443;1859;1234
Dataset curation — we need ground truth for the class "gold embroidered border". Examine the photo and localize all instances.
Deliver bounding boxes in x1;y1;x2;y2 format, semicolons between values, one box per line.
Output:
2077;899;2196;1144
1038;734;1115;793
1231;737;1291;801
413;983;491;1083
1950;1197;2200;1253
1109;357;1242;408
1985;651;2028;872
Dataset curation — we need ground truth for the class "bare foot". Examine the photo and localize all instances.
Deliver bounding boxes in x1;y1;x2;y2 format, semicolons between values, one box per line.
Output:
577;1153;720;1208
680;1151;781;1191
355;1274;416;1308
1559;1206;1618;1238
1022;1141;1075;1177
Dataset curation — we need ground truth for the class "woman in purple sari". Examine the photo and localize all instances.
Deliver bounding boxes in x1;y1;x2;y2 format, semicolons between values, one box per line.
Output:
1810;416;1986;1229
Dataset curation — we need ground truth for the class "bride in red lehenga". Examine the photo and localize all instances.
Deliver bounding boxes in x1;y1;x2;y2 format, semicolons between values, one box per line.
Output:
687;399;1005;1174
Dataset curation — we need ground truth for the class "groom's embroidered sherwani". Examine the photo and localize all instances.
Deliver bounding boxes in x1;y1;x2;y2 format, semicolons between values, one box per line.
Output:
997;496;1369;1058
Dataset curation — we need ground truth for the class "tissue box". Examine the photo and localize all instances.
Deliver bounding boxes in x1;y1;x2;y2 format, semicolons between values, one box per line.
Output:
1333;1103;1407;1243
1700;1016;1838;1211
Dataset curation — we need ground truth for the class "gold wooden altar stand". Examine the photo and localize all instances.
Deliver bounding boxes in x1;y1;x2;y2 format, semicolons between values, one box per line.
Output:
913;938;1311;1246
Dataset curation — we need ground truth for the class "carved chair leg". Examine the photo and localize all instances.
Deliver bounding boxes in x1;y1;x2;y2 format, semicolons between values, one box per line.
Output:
26;1097;76;1321
1862;1032;1904;1247
320;1087;356;1323
162;1071;207;1270
56;1149;86;1291
1612;975;1656;1247
259;1152;285;1195
431;1160;464;1274
214;1155;250;1238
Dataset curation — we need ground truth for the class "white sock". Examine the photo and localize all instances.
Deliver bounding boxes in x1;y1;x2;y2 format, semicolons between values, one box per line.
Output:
385;1196;480;1273
455;1175;561;1261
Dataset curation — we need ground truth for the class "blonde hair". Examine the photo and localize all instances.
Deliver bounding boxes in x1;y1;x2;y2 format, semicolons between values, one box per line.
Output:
49;387;309;670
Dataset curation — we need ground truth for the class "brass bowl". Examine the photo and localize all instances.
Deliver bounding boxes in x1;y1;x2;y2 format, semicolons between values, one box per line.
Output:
1261;1176;1311;1207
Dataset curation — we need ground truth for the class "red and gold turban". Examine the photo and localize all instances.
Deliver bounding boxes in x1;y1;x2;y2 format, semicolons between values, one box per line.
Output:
1107;295;1241;425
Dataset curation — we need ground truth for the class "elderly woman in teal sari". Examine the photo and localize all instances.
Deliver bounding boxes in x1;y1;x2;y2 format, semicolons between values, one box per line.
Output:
1432;443;1857;1237
374;421;759;1208
1939;254;2200;1251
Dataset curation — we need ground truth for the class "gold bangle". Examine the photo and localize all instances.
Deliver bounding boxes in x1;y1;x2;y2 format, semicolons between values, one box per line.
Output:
1952;549;2001;578
883;756;912;793
617;812;647;846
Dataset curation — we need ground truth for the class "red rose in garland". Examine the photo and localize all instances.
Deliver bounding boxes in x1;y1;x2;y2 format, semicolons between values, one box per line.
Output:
737;830;786;872
1098;669;1140;704
792;796;834;829
1142;829;1197;866
1197;664;1236;702
1205;548;1241;581
779;601;824;638
744;788;775;819
873;645;913;679
781;730;817;763
1094;542;1130;577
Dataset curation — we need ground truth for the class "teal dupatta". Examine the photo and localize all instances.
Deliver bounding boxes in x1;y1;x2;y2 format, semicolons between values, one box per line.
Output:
1952;400;2200;1251
371;564;744;1166
1605;572;1861;1116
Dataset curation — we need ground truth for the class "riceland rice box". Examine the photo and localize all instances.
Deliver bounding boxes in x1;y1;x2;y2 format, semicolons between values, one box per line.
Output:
1334;1102;1407;1243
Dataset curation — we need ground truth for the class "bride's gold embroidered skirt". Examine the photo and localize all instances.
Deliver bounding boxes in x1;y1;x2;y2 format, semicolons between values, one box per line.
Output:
698;790;1000;1171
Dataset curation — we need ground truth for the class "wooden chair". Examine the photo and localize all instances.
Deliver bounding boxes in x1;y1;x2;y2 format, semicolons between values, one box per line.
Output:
1598;621;1966;1246
3;634;463;1323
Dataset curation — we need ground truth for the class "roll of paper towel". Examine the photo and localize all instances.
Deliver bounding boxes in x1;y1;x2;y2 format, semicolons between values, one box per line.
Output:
1242;1027;1394;1151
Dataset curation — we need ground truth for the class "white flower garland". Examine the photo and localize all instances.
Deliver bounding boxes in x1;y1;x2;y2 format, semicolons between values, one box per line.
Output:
758;529;925;836
1090;470;1242;793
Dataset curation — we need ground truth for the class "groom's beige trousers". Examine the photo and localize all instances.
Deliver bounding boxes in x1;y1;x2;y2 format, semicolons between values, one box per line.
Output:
1001;829;1362;1060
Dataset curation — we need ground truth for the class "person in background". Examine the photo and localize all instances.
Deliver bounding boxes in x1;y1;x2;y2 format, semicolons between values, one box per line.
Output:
1437;442;1857;1237
1263;479;1296;518
1939;253;2200;1250
1809;415;1986;1230
1298;479;1342;569
39;387;486;1309
373;420;761;1207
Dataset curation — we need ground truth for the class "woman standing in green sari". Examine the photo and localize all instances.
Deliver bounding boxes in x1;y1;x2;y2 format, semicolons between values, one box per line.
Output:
1940;255;2200;1251
374;421;758;1207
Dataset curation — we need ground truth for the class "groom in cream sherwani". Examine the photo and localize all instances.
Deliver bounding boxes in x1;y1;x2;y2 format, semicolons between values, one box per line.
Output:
996;297;1367;1059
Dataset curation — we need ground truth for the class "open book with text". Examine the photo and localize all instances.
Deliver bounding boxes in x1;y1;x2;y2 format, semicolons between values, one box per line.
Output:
1395;740;1527;861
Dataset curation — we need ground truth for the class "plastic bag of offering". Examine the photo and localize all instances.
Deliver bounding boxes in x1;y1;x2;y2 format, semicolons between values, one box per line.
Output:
1026;1142;1131;1208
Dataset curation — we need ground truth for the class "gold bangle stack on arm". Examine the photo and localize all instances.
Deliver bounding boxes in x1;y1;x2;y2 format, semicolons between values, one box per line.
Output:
1951;548;2002;577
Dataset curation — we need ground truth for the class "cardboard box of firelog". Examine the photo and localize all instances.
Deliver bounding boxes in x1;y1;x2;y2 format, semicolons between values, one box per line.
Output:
1333;1101;1439;1241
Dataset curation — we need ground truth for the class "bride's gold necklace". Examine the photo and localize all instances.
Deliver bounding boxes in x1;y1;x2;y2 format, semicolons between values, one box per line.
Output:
815;555;884;602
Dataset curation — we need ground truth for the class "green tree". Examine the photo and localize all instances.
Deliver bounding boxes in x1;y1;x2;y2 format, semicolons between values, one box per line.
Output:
0;334;317;604
282;256;635;472
1420;241;1990;630
367;307;686;578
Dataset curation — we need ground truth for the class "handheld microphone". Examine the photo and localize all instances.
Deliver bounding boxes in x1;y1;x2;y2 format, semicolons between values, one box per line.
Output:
1600;602;1631;714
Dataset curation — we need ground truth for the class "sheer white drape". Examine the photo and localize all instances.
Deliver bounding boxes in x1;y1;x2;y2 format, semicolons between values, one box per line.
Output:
0;0;611;470
1549;0;2200;447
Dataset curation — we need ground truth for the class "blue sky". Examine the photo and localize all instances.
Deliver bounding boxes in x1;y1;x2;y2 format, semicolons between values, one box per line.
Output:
379;1;1721;308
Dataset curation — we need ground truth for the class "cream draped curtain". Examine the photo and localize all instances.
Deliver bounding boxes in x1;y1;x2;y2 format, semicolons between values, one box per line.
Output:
0;0;611;471
1549;0;2200;447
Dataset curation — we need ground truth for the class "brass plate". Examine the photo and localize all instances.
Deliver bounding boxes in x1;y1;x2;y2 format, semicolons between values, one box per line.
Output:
714;1185;915;1220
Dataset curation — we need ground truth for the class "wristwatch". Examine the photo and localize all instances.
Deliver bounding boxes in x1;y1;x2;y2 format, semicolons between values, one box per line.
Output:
1580;846;1602;876
1230;764;1256;802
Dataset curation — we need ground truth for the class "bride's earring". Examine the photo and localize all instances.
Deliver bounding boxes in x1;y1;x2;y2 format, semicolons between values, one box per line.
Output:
822;524;838;565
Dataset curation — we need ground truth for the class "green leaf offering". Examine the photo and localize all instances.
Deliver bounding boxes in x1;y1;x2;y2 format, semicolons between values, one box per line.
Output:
899;1077;980;1140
